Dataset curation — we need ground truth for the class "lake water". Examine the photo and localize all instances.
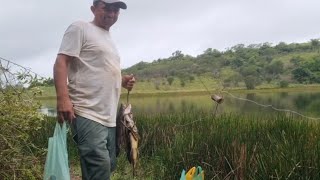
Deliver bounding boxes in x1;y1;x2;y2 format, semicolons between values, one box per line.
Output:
40;91;320;119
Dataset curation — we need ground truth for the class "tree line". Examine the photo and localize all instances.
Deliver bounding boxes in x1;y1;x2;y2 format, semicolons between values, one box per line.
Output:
28;39;320;90
123;39;320;89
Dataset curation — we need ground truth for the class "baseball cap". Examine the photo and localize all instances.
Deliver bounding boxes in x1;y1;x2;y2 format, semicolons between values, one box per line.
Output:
93;0;127;9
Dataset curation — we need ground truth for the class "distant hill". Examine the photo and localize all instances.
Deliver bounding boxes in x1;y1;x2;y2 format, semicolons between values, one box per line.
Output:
123;40;320;90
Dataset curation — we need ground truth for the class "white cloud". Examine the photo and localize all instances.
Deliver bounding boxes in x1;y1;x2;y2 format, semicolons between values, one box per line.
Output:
1;0;320;77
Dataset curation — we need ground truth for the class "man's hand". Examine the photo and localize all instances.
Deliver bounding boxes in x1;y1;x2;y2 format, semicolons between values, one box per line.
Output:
57;97;76;123
122;74;136;91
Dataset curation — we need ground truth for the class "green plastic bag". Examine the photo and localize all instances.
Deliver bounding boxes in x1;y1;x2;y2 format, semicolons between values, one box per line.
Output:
44;122;70;180
180;166;204;180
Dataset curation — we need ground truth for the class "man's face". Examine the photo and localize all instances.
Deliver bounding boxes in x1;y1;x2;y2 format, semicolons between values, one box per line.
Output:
92;1;120;30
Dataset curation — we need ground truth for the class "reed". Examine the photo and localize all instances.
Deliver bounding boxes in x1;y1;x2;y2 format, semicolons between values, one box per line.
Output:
29;111;320;179
134;111;320;179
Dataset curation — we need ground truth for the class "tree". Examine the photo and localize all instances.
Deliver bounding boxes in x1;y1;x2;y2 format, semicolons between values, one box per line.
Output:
170;50;184;60
225;73;242;87
275;42;294;53
188;75;195;82
166;76;174;85
279;80;289;88
290;56;303;66
265;60;284;77
244;75;257;89
240;65;259;77
292;67;313;83
154;79;161;90
259;42;276;57
179;78;186;87
310;39;320;52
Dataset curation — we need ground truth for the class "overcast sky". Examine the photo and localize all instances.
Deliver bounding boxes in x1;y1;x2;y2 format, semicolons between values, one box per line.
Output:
1;0;320;78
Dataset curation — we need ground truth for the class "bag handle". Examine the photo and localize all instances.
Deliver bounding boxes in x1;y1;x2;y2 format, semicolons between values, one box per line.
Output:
53;122;68;146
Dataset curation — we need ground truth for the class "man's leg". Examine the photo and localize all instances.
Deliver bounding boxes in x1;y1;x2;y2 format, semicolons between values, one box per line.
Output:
71;116;114;180
107;127;117;172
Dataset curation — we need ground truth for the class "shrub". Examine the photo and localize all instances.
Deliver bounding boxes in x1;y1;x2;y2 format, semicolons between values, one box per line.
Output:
0;67;45;179
244;75;256;89
279;80;289;88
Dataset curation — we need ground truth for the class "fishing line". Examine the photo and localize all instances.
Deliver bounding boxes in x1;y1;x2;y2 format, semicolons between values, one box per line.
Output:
0;56;45;79
221;91;320;120
196;75;320;120
2;56;319;120
0;56;51;103
197;75;213;96
197;75;222;117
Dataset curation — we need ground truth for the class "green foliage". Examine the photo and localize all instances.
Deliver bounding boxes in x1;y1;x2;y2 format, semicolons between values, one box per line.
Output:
137;112;320;179
244;75;257;89
279;80;289;88
275;42;295;53
170;50;184;60
265;75;273;83
224;73;242;87
154;79;161;90
27;77;54;88
290;56;303;66
292;67;313;83
166;76;174;86
121;40;320;91
310;39;319;51
240;65;259;77
305;56;320;72
266;60;284;75
180;79;185;87
188;75;195;82
0;73;45;179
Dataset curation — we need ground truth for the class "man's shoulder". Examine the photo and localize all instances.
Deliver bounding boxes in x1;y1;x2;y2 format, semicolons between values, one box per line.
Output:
71;20;89;27
69;20;90;29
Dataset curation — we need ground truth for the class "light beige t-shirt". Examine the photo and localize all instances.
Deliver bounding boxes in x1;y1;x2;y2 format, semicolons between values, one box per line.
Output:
58;21;121;127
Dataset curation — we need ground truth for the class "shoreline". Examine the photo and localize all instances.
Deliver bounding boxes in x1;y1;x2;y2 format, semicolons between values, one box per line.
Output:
35;84;320;99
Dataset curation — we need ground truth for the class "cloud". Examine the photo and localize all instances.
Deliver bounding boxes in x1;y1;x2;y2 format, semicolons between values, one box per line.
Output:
1;0;320;77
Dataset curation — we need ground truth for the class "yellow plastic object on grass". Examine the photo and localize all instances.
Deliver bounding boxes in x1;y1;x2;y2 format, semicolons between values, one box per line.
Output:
43;122;70;180
180;166;204;180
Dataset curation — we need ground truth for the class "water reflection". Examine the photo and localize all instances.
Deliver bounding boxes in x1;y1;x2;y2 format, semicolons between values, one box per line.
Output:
39;107;56;117
40;91;320;118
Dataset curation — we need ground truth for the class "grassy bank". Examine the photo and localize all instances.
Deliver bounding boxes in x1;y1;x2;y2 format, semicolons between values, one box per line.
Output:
134;112;320;179
25;111;320;179
36;83;320;99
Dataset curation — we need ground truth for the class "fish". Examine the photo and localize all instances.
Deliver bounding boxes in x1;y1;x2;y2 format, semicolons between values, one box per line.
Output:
116;103;139;176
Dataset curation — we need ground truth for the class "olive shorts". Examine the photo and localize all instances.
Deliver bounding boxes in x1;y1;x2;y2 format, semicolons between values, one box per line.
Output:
71;115;117;180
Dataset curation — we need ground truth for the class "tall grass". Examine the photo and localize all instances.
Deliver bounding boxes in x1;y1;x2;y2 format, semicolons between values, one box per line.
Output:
135;111;320;179
23;111;320;179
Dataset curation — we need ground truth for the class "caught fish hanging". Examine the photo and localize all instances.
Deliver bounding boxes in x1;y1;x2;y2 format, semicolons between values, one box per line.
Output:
116;90;139;176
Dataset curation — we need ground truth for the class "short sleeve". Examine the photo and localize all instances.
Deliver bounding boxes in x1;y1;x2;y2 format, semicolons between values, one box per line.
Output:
58;22;84;58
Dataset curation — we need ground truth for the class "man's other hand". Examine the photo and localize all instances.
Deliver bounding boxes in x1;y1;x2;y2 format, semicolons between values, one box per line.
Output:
122;74;136;91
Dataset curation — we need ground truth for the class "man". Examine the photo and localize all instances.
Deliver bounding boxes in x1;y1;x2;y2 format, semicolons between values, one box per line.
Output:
53;0;135;179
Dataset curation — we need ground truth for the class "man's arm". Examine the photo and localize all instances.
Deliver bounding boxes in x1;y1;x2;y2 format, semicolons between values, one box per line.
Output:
53;54;76;123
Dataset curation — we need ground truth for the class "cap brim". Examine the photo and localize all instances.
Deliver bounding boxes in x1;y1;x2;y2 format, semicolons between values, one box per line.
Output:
110;2;127;9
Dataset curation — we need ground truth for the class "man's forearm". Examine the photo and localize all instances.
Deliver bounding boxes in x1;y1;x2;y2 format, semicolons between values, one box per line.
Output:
53;55;70;100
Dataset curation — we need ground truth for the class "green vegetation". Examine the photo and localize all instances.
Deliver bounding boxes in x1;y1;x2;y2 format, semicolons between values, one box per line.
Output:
29;40;320;95
2;85;320;179
123;40;320;90
2;39;320;179
133;112;320;179
0;84;45;178
3;111;320;179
